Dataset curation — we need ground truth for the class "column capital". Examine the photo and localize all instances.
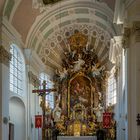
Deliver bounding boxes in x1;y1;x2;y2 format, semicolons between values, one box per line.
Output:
113;36;123;47
123;21;140;47
132;21;140;42
0;46;11;66
28;71;40;87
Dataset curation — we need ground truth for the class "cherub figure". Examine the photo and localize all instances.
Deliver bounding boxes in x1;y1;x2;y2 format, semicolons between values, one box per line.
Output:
98;92;102;101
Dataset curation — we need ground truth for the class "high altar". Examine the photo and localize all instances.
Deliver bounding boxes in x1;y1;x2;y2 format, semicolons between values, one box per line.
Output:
43;31;116;139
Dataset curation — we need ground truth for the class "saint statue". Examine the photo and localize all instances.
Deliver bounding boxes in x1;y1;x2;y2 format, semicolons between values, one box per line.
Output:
73;54;85;72
93;103;104;122
53;94;62;122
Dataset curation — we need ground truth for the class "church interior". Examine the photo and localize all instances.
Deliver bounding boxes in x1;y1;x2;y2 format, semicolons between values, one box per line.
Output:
0;0;140;140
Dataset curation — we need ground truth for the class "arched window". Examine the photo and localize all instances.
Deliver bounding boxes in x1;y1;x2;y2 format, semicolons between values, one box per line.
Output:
40;73;54;109
10;44;24;96
106;67;117;106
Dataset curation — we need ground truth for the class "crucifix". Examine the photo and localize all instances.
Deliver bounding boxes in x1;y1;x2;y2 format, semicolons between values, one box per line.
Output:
32;80;56;140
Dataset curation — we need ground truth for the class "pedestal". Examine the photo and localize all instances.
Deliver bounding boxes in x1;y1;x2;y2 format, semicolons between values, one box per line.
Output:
57;136;97;140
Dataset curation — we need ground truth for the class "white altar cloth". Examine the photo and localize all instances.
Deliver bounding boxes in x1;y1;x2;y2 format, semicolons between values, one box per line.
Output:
57;136;97;140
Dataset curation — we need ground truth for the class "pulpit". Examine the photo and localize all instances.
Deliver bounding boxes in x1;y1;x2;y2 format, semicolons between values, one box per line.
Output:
57;136;97;140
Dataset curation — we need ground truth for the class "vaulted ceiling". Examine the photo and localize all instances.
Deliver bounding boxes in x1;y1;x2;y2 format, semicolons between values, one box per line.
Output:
1;0;118;74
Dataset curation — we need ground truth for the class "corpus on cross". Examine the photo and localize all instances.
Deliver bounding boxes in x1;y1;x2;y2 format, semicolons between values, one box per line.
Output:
32;80;56;140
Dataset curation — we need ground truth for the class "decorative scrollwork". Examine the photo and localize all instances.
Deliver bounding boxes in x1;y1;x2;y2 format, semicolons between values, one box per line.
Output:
68;31;88;52
0;46;11;66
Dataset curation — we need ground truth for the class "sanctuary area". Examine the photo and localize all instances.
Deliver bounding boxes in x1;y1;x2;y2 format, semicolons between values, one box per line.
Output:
39;31;116;140
0;0;140;140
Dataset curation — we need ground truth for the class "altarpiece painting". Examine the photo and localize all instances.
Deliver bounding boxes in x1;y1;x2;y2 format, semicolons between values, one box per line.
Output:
68;73;93;116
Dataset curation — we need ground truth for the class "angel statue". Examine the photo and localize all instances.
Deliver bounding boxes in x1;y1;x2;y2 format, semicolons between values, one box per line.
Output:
55;67;68;81
91;64;105;77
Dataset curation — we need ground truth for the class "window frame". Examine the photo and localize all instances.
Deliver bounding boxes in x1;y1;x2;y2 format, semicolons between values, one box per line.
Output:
106;68;117;106
9;44;25;96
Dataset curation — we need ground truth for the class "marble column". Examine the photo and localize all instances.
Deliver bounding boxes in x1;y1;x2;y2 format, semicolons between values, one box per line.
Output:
0;46;11;140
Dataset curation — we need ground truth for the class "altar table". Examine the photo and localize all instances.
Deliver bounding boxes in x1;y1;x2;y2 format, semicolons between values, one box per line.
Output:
57;136;97;140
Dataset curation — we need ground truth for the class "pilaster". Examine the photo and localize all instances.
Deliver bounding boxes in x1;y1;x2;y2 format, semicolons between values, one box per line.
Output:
123;21;140;140
109;36;125;140
0;46;11;140
26;67;42;140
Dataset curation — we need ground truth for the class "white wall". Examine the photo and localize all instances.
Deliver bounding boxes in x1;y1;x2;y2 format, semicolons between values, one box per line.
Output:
9;97;26;140
1;15;43;140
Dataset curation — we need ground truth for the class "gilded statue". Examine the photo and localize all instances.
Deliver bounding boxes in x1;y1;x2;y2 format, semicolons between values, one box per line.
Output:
88;121;97;133
109;128;115;139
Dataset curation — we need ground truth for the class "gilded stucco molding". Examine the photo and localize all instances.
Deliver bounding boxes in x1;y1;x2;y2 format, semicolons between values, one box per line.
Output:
123;21;140;47
122;27;131;49
0;46;11;66
28;71;40;87
114;66;120;82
